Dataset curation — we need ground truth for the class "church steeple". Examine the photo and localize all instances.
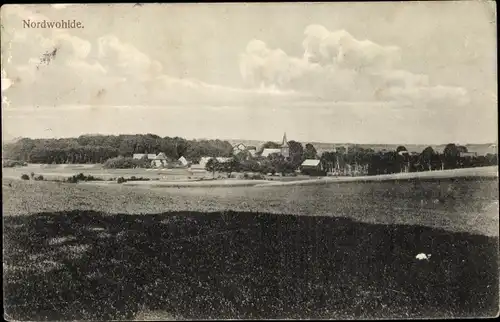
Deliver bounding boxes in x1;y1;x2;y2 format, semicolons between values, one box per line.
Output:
280;132;289;158
281;132;288;147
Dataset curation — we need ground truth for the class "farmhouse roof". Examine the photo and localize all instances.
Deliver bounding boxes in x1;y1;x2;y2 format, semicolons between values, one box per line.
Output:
233;143;246;149
301;159;321;167
133;153;157;160
154;152;167;160
199;157;212;165
216;157;231;163
459;152;477;157
261;148;282;157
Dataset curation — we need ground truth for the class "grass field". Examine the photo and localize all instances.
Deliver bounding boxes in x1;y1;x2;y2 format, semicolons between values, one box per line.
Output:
3;176;499;319
1;164;204;181
1;163;313;183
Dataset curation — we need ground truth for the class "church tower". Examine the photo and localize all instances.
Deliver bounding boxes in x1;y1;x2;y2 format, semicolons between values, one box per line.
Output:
280;132;289;158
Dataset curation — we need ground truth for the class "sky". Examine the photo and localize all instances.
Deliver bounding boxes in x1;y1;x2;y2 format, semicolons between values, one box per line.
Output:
1;2;497;144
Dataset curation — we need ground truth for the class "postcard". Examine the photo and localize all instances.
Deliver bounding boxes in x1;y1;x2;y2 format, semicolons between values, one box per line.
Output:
2;2;498;320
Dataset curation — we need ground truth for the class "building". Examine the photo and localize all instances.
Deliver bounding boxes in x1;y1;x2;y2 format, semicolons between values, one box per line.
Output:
199;156;232;168
232;143;247;155
178;156;188;166
259;133;290;159
151;152;168;167
261;148;282;158
247;146;257;157
459;152;478;158
280;132;289;158
300;159;323;176
133;153;156;160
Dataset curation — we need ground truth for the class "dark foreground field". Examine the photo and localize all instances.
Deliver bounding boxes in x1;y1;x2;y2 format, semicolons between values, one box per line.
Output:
4;210;499;320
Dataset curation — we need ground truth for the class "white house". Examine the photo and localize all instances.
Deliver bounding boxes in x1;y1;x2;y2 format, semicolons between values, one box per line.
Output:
133;153;156;160
301;159;321;168
199;157;212;168
151;152;168;167
459;152;478;158
216;157;231;163
199;156;232;168
178;156;188;166
232;143;247;155
300;159;323;175
261;148;282;158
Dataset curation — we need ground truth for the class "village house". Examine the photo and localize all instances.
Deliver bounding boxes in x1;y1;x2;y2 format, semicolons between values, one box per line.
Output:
178;156;189;167
300;159;323;176
132;153;156;160
198;156;232;168
151;152;168;168
247;146;257;157
232;143;247;155
459;152;478;158
261;148;282;158
260;133;290;158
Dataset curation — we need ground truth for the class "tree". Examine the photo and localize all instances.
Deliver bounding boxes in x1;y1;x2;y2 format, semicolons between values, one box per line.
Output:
396;146;408;154
268;154;295;176
443;143;460;169
219;158;240;178
205;158;220;178
288;140;304;169
320;152;336;173
304;143;317;159
420;146;436;171
235;150;251;162
395;146;409;173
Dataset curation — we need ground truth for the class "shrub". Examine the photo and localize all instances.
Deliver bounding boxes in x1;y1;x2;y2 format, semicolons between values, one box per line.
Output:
34;175;44;181
66;173;103;183
21;174;30;180
243;173;249;179
103;156;151;169
2;160;27;168
117;177;126;184
124;176;150;182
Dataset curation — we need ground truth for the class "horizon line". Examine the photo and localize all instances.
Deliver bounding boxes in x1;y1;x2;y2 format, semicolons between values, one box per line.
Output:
2;134;497;147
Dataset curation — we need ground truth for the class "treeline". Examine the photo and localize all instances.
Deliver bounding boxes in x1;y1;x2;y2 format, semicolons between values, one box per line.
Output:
320;144;497;175
2;134;233;164
216;143;497;177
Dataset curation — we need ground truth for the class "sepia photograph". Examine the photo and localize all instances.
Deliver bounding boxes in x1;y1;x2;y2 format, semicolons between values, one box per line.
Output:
1;2;498;320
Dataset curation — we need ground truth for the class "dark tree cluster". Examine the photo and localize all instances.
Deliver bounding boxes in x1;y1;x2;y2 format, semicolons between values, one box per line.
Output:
2;134;233;165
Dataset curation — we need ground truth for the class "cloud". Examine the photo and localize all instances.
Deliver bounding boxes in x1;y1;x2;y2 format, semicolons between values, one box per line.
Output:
302;24;401;70
1;7;469;112
2;5;305;108
240;24;468;107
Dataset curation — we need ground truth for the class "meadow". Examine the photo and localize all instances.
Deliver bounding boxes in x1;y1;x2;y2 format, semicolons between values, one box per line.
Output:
3;174;499;320
1;164;200;181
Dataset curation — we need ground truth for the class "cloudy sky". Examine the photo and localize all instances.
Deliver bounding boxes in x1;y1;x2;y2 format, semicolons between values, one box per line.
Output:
1;2;497;144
